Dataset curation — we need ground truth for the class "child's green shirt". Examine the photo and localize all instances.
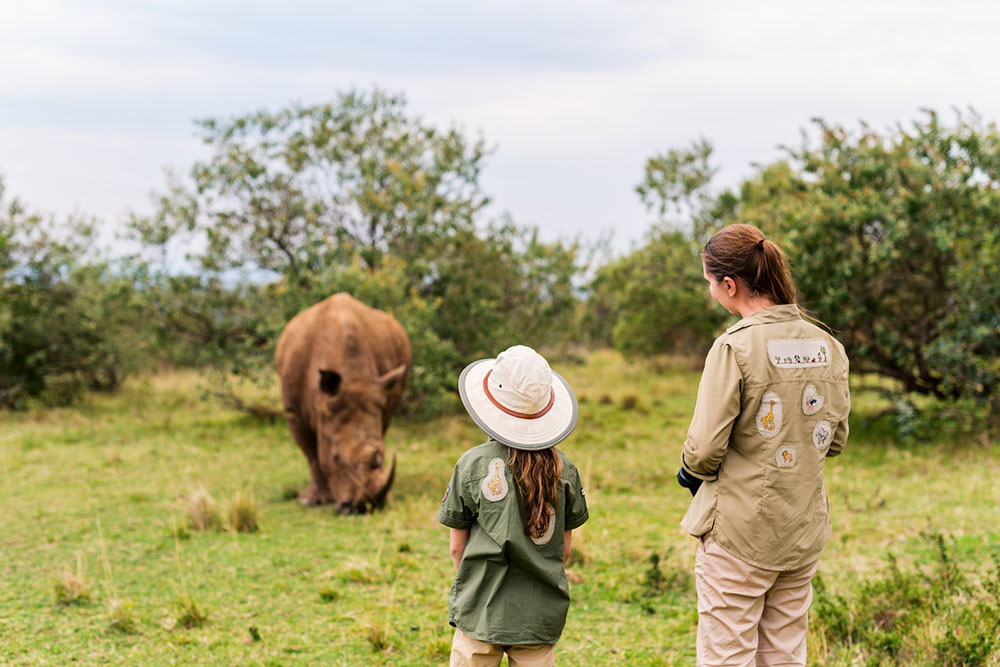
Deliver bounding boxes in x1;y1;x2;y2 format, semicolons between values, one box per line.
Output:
438;440;589;645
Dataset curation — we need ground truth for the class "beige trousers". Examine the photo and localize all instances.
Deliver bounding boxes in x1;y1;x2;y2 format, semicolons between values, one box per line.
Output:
450;627;556;667
694;535;819;666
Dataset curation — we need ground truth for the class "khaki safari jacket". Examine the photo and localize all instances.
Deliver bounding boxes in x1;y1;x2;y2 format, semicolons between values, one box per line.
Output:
681;304;850;571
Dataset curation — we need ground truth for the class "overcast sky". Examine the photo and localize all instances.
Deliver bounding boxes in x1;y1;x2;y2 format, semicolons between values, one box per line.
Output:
2;0;999;255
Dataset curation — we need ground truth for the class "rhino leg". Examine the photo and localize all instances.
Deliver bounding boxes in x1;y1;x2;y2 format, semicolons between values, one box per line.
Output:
284;410;332;506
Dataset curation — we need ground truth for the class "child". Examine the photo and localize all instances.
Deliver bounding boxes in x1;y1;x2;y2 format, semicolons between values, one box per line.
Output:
438;345;588;667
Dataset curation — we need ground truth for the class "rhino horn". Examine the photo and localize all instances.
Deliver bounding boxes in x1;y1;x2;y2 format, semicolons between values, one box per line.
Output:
375;364;407;386
369;453;396;509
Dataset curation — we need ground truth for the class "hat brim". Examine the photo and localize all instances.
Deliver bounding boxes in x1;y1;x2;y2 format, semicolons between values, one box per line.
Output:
458;358;578;451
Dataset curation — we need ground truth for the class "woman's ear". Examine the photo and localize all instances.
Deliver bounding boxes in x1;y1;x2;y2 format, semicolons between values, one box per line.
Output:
723;276;738;297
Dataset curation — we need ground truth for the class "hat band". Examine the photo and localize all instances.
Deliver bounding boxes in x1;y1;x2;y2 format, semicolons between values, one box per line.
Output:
483;370;555;420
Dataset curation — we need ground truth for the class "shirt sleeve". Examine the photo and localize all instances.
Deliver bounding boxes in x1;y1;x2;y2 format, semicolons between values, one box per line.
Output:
437;460;477;529
681;338;743;481
563;464;589;530
827;383;851;458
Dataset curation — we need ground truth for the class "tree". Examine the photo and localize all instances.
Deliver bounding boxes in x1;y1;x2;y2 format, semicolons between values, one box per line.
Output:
734;110;1000;408
131;88;490;277
131;90;584;417
585;140;726;355
0;179;151;407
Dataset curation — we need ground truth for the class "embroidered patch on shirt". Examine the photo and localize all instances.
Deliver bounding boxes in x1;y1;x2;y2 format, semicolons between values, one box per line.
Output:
530;504;557;546
756;391;783;439
441;484;450;504
776;445;796;468
813;420;833;451
481;458;509;502
767;339;831;368
802;384;825;416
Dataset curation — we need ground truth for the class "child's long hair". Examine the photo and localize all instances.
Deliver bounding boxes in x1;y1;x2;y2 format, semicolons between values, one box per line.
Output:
508;447;563;539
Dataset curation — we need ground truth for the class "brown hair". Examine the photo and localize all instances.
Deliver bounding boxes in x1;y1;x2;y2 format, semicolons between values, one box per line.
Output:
508;447;563;539
701;224;797;305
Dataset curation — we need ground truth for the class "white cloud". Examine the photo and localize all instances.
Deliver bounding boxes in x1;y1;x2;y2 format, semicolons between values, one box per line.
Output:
2;0;1000;253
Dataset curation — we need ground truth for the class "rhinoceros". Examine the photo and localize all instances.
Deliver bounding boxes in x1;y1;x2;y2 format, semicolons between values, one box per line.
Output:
275;293;410;513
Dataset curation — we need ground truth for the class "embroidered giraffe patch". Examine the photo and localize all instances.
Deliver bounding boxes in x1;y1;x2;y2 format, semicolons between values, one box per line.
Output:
802;385;825;416
776;445;796;468
530;504;557;545
481;458;509;501
756;391;783;439
767;339;831;368
813;420;833;451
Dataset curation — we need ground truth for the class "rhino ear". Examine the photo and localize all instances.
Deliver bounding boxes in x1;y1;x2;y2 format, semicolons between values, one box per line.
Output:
318;370;342;395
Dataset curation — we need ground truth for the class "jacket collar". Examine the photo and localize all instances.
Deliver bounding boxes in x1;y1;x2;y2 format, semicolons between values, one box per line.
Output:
725;303;802;334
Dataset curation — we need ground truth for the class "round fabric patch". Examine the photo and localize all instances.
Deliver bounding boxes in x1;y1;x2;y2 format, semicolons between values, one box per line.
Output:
530;505;557;545
756;391;783;439
813;420;833;451
802;384;825;416
776;445;796;468
441;484;450;504
481;457;509;501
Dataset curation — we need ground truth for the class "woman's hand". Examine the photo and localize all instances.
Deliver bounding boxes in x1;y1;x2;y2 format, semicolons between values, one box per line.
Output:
676;467;703;496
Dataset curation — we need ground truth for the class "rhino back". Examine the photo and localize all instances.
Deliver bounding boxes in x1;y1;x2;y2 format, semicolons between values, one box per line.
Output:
276;294;411;428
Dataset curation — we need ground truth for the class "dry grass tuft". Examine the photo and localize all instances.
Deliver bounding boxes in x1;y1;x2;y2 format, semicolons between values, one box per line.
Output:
318;586;341;602
187;488;221;531
225;490;262;533
107;597;138;634
621;394;642;411
357;585;396;654
423;637;451;662
174;592;209;629
363;616;393;653
54;554;91;606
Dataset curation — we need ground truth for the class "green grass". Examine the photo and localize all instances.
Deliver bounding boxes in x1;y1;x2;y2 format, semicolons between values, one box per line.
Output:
1;353;998;665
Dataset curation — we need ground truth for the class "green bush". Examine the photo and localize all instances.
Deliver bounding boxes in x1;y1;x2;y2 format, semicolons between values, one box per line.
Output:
734;111;1000;420
584;228;723;355
0;182;153;407
812;531;1000;664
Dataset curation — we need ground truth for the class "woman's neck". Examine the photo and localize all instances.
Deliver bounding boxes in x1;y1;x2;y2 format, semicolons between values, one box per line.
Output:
735;296;778;318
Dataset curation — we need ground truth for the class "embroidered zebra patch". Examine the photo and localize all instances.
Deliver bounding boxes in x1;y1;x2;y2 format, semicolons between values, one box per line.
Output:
813;420;833;451
481;458;509;501
756;391;783;439
767;339;831;368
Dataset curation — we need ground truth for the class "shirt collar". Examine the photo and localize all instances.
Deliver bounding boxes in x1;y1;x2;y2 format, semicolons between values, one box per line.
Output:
725;303;802;334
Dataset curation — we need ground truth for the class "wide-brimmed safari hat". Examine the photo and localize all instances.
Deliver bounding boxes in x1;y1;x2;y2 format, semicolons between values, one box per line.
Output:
458;345;578;450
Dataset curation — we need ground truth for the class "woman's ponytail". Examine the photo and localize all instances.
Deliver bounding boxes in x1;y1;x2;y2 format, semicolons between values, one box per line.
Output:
703;224;797;305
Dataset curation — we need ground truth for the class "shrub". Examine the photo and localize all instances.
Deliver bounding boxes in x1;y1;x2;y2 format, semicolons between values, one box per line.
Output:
812;531;1000;664
736;111;1000;421
0;182;153;407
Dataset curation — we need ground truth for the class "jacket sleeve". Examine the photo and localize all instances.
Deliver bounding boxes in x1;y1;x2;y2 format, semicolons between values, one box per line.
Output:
680;339;743;480
827;382;851;458
826;345;850;458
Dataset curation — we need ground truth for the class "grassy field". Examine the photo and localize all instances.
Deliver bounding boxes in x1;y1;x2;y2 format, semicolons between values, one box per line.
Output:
1;350;998;665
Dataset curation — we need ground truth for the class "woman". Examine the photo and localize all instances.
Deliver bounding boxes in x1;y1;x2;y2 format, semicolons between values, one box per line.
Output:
677;224;850;665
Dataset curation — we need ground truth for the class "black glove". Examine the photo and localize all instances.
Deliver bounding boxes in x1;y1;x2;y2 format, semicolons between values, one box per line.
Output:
676;467;703;497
